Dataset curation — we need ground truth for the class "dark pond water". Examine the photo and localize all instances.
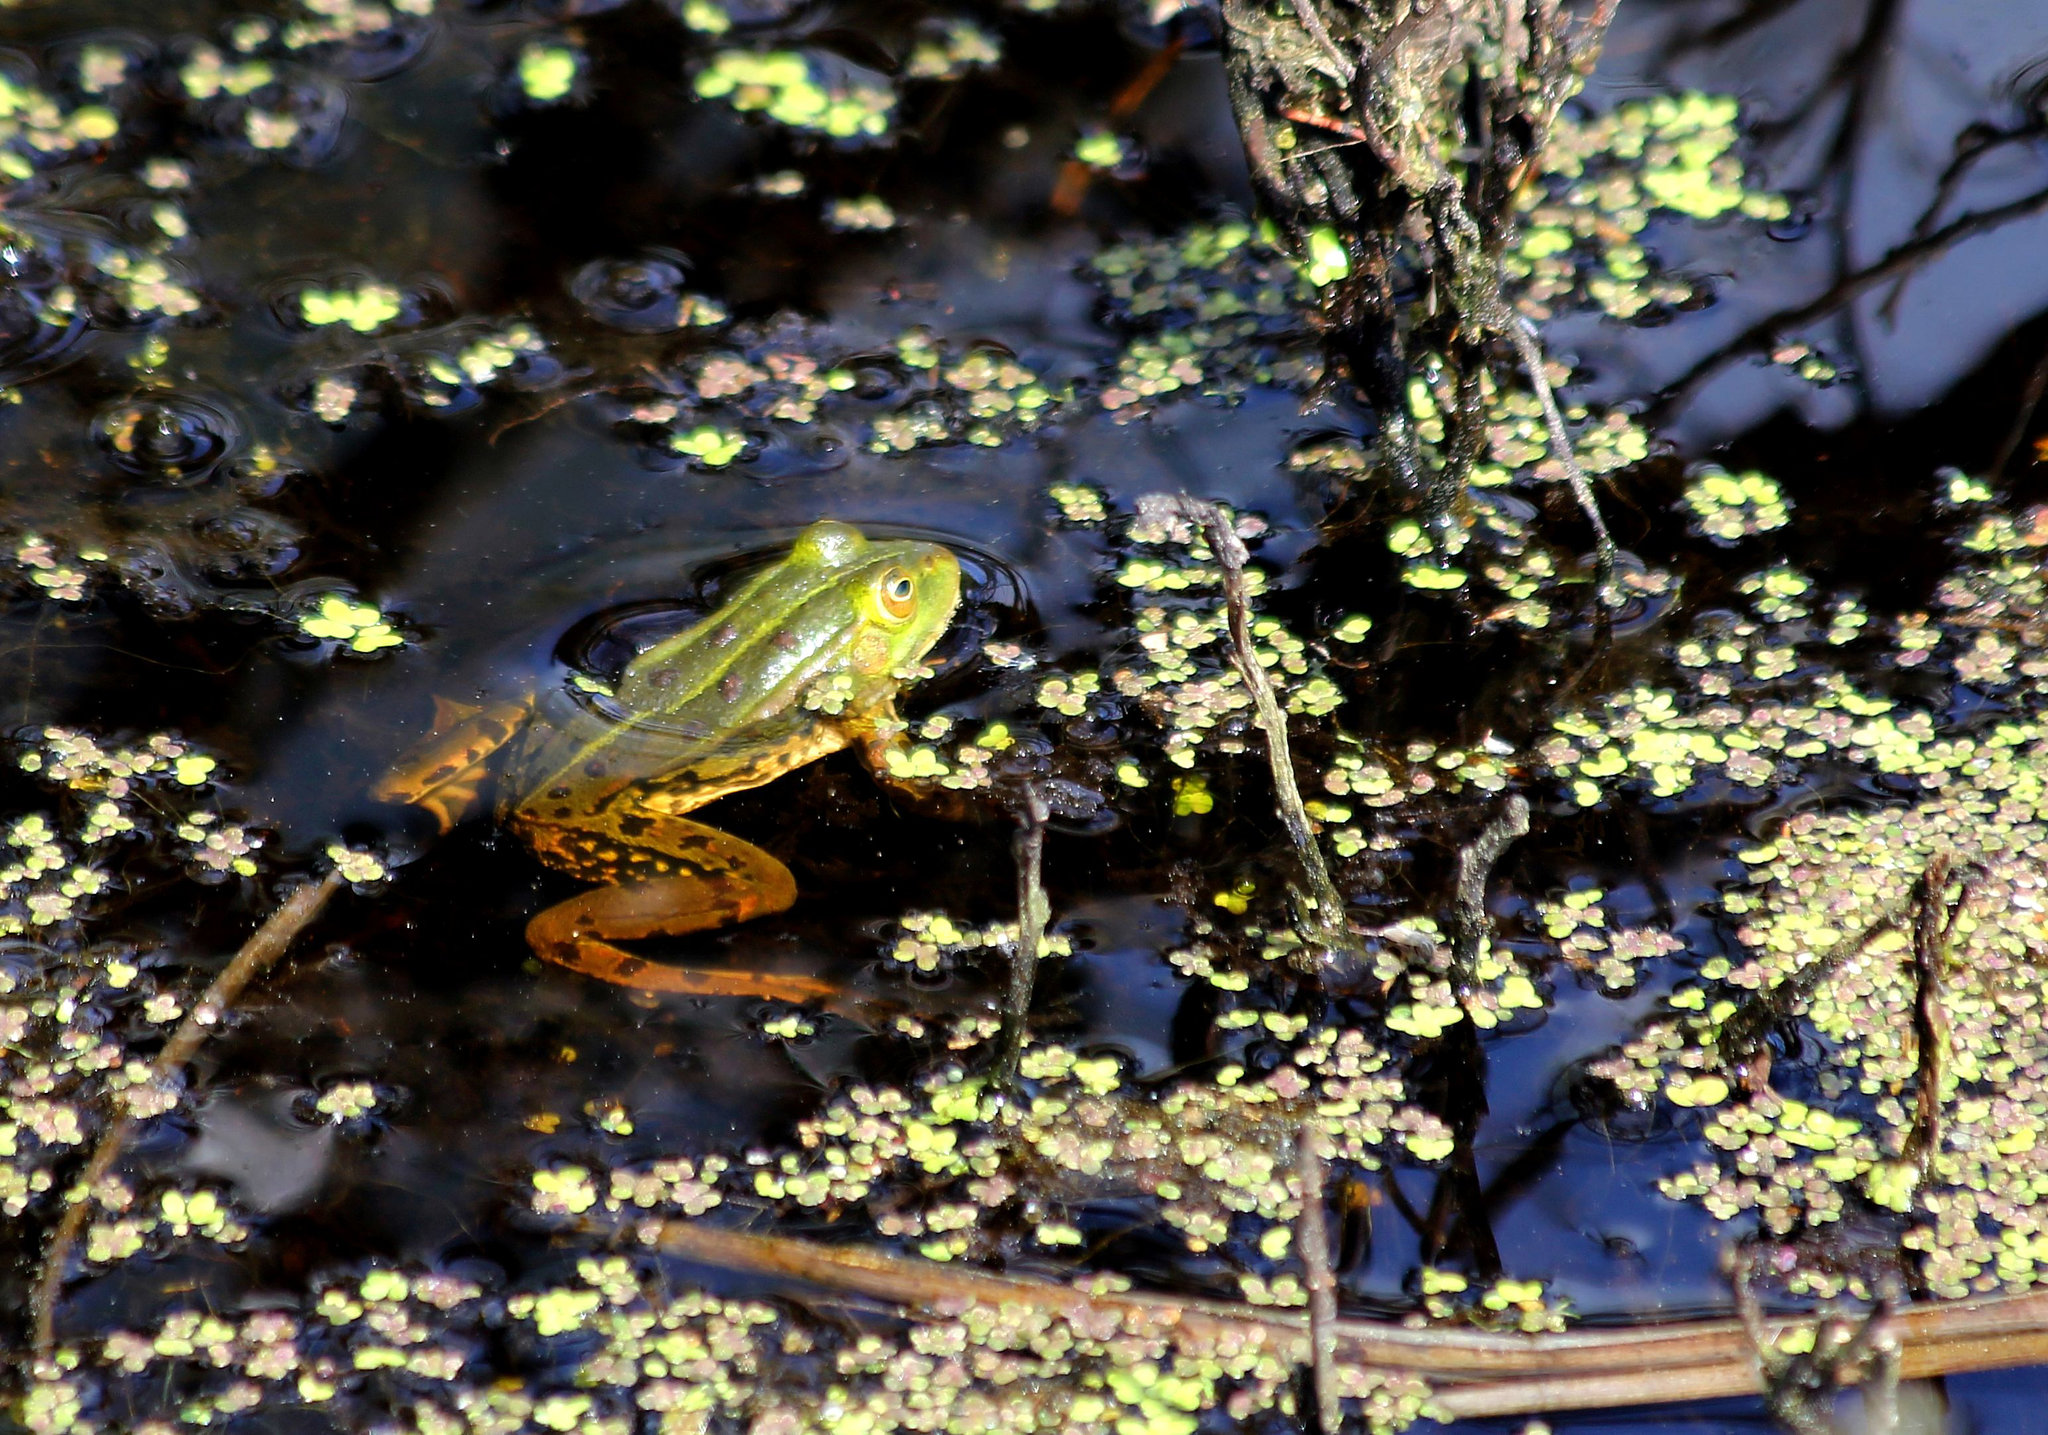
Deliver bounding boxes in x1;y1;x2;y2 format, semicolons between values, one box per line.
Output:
5;0;2048;1431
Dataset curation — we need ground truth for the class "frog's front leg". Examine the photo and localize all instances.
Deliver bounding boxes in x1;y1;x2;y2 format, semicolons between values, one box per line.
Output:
848;709;978;821
519;813;839;1000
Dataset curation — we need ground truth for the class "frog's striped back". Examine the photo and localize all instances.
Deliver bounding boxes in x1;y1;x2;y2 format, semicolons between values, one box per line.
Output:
504;520;959;822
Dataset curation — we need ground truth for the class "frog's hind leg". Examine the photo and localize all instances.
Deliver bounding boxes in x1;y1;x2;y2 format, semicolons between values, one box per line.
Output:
523;815;831;1000
374;697;534;833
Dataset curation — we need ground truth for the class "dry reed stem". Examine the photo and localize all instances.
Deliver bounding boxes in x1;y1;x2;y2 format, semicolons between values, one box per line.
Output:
31;869;347;1360
1297;1123;1342;1431
1505;313;1619;606
1136;495;1353;962
639;1220;2048;1420
997;782;1051;1087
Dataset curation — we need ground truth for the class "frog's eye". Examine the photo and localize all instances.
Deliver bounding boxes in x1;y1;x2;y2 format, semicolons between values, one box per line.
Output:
878;567;917;621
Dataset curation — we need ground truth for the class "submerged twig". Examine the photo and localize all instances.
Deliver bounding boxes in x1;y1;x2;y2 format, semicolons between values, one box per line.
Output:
1448;794;1530;986
997;783;1051;1088
1730;1245;1903;1435
1138;495;1354;966
1297;1122;1343;1434
1903;852;1977;1177
1049;39;1186;217
1710;891;1918;1083
1907;852;1953;1175
31;869;346;1359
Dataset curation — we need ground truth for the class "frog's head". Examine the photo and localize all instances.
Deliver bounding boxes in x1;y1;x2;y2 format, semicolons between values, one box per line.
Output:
791;520;962;683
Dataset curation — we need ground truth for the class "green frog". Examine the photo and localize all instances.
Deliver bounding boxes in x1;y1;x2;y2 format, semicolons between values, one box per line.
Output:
375;520;961;998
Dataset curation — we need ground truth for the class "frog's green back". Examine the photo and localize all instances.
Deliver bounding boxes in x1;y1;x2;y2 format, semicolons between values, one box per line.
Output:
616;521;957;722
508;521;960;811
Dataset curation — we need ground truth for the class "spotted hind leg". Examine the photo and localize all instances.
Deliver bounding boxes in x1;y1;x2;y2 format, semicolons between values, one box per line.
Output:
519;814;832;999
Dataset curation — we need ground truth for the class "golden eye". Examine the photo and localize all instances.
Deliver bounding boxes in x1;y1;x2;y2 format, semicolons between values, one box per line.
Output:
878;567;917;621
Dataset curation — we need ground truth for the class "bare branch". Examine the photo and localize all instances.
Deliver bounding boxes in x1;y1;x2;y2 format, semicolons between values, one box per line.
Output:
1505;315;1619;603
1297;1123;1343;1432
635;1218;2048;1421
33;870;346;1359
1657;181;2048;410
996;783;1051;1088
1137;495;1355;965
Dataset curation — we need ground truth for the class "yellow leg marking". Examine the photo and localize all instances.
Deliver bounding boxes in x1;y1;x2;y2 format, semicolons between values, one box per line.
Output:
523;814;823;998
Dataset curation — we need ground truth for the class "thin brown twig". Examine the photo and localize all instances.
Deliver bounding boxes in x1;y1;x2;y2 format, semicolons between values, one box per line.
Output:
1297;1122;1342;1433
1279;106;1374;144
997;783;1051;1088
31;869;346;1360
1049;39;1186;217
1138;495;1354;964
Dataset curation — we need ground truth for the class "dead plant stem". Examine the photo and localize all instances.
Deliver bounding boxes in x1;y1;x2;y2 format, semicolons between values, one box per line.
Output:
637;1220;2048;1420
1711;891;1917;1080
31;869;346;1360
1449;794;1530;984
1140;496;1352;962
1297;1123;1343;1433
1505;313;1619;604
997;783;1051;1088
1907;852;1957;1175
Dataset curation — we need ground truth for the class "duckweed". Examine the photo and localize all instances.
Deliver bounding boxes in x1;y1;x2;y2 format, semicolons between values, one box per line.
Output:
517;44;581;104
298;593;405;653
1074;130;1129;169
1510;92;1789;321
299;282;404;332
7;5;2040;1427
694;51;895;140
1683;467;1791;541
904;19;1002;80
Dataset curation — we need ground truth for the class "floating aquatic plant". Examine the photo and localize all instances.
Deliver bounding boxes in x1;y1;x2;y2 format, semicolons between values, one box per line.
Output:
692;50;895;140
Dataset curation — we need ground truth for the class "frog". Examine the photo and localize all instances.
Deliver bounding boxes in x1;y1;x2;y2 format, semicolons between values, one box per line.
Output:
375;520;961;999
